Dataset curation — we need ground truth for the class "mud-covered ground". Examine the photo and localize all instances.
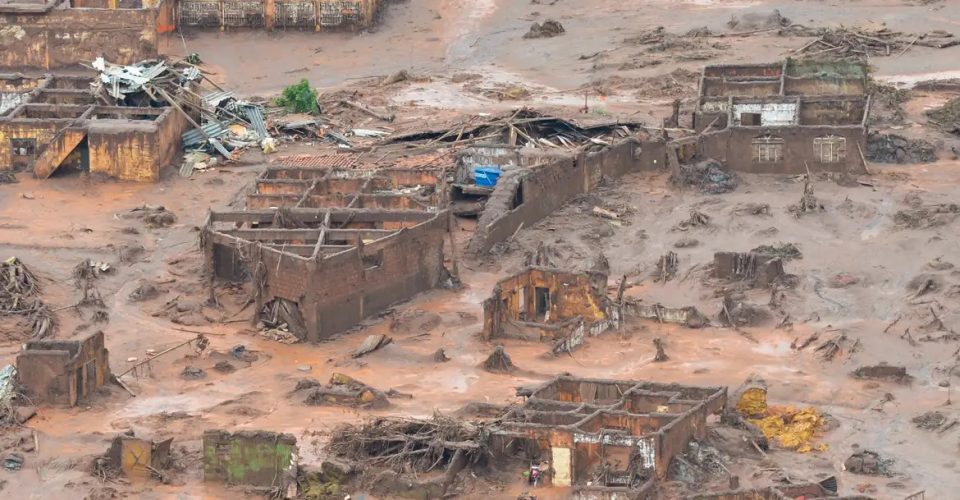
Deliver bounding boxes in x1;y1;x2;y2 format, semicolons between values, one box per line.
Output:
2;0;960;499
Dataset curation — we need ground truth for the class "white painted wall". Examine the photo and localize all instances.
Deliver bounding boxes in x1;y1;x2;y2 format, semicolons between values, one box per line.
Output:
732;102;797;126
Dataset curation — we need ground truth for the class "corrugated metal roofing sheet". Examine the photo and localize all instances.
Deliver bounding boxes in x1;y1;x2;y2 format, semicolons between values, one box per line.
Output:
242;105;268;139
182;121;228;147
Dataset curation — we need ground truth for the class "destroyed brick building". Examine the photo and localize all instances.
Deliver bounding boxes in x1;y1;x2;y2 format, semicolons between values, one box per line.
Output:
0;0;168;71
689;60;869;174
16;330;109;406
467;135;665;254
177;0;381;30
203;166;452;342
491;375;727;498
0;74;190;180
482;267;620;354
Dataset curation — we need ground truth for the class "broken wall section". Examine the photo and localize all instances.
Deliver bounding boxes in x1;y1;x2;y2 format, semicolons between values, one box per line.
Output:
0;5;159;71
469;138;664;254
482;267;619;352
16;330;109;406
203;430;297;489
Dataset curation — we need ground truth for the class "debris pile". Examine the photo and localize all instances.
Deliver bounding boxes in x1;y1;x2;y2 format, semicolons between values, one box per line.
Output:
674;209;711;231
654;252;679;282
751;242;802;261
481;345;516;373
121;205;177;229
720;295;771;328
844;450;893;476
0;257;54;338
867;83;910;125
786;26;958;58
735;383;828;453
867;132;937;164
299;373;389;409
91;57;270;166
851;364;913;383
789;176;824;217
583;68;701;98
926;96;960;135
523;20;565;39
726;9;791;31
326;414;488;497
893;199;960;229
671;160;738;194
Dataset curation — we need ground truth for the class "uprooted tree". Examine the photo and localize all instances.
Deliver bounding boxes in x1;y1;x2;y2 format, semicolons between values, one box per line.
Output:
326;415;491;496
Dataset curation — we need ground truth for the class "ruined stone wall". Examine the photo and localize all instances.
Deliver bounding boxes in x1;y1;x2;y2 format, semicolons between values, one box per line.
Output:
16;331;108;406
87;121;161;181
0;7;158;71
305;213;447;341
0;120;65;170
698;126;866;174
469;138;661;255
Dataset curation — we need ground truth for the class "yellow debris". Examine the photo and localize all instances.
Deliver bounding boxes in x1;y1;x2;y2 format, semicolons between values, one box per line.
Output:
735;387;768;418
749;406;828;453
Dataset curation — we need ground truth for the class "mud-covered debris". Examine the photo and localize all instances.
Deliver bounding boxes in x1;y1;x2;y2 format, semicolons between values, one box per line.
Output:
122;205;177;228
91;310;109;324
674;209;710;231
726;9;790;31
0;172;17;184
732;203;771;216
751;242;802;261
867;83;911;126
523;19;565;39
654;251;679;282
386;388;414;400
304;373;389;409
867;132;937;164
790;176;824;217
482;345;515;373
432;348;450;363
893;203;960;228
844;450;893;476
851;364;912;383
115;243;145;263
0;257;55;338
352;334;393;358
912;411;947;430
214;361;236;374
720;295;771;327
671;159;738;194
653;338;669;362
828;272;860;288
294;378;321;391
926;96;960;135
927;257;954;271
128;281;160;302
180;366;206;380
674;238;699;248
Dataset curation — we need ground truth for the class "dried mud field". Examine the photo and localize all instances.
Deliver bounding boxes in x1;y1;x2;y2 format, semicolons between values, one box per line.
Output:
1;0;960;499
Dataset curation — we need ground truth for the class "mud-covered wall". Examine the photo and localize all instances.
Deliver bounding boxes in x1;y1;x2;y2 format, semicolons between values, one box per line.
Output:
0;7;158;71
206;211;449;342
483;268;609;341
88;121;160;181
203;430;296;487
699;126;866;174
0;120;66;170
469;138;661;255
306;213;447;341
16;331;108;406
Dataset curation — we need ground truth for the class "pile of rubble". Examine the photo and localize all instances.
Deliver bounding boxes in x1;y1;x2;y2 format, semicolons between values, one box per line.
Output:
786;26;958;57
926;96;960;135
92;58;270;173
0;257;54;338
867;132;937;164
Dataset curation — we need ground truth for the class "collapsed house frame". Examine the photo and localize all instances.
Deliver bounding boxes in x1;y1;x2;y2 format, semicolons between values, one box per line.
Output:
491;375;727;498
202;165;453;342
680;59;870;174
0;74;191;180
